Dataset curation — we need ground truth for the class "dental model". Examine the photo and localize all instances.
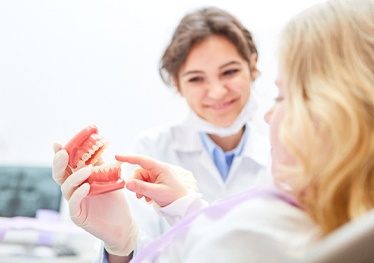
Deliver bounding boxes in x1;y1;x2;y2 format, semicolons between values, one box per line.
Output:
63;125;125;195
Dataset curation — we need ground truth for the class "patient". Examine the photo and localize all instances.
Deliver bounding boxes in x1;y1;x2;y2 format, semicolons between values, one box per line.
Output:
52;0;374;262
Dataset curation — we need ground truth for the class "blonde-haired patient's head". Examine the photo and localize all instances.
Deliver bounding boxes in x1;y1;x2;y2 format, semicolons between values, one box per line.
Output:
266;0;374;234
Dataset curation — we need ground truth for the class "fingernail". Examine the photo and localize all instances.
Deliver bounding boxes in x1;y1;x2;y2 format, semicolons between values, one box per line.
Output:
126;181;135;191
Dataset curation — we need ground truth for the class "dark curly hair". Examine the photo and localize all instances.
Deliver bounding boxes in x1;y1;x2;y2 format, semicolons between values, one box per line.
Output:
159;7;258;90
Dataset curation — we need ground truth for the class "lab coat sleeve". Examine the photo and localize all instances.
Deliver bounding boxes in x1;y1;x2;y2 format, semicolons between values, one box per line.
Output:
154;190;209;226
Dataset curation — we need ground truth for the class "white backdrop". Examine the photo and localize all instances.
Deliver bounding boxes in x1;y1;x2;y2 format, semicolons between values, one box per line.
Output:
0;0;325;166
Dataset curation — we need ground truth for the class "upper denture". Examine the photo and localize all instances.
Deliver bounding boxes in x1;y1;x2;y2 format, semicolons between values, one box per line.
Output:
64;125;106;169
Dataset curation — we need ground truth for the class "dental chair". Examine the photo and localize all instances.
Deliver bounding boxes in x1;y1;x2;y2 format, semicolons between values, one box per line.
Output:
302;208;374;263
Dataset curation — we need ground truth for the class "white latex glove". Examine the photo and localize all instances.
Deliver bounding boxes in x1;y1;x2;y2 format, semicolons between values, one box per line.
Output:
52;145;137;256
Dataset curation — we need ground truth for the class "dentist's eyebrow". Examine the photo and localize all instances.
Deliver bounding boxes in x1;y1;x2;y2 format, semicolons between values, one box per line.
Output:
181;70;203;77
219;60;241;70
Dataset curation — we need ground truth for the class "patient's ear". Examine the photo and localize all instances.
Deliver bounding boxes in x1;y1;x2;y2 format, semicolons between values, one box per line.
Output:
250;53;259;81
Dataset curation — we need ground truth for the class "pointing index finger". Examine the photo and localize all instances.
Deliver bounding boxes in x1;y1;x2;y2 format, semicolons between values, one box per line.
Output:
115;154;165;173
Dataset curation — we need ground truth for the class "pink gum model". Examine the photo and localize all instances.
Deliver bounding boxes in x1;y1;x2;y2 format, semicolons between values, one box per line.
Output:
63;125;125;195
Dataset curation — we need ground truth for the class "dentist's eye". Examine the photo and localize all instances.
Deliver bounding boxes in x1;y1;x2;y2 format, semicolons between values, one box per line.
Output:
188;76;204;83
222;68;239;77
225;69;238;75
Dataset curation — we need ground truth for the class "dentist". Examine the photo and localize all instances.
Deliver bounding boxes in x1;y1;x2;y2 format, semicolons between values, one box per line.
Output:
122;6;272;241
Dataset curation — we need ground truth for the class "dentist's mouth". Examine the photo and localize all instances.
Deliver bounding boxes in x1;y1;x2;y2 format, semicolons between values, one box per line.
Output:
63;124;125;195
207;99;235;110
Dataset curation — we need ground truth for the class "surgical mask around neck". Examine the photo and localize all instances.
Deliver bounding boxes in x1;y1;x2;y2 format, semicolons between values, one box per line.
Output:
185;94;258;137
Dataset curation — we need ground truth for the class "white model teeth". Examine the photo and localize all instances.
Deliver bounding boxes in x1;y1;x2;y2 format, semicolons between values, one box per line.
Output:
92;166;100;173
82;153;90;161
91;162;121;173
77;160;84;168
77;139;107;168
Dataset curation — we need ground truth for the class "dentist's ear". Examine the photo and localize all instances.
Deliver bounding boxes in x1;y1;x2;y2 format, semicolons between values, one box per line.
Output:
173;77;184;96
249;53;259;81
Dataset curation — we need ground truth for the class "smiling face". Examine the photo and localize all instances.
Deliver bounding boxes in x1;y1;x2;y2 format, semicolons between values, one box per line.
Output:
177;35;252;127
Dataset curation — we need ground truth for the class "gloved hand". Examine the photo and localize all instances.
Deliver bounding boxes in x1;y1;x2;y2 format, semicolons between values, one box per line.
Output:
52;144;137;256
115;154;198;207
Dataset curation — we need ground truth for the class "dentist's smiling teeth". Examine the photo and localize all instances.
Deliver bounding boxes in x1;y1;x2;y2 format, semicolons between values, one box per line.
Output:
210;101;232;110
212;103;226;109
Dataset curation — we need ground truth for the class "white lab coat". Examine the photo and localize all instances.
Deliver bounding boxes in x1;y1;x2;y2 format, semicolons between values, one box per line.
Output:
122;118;273;241
132;189;322;263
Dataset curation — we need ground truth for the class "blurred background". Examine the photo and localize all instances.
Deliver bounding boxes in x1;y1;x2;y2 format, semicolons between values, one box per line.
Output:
0;0;325;166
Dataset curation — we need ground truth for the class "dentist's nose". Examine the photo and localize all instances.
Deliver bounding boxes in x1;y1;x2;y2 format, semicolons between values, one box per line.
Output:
207;80;227;99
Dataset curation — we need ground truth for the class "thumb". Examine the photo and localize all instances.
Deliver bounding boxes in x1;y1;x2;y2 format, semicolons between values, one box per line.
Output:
52;149;69;186
126;179;153;195
126;179;174;207
69;182;90;225
53;142;63;154
126;179;162;200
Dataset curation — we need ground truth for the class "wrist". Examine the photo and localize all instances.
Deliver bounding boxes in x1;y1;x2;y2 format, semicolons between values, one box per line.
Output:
104;221;138;257
107;250;133;263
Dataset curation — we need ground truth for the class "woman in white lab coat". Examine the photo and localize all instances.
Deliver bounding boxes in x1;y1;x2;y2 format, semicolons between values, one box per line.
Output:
122;6;272;240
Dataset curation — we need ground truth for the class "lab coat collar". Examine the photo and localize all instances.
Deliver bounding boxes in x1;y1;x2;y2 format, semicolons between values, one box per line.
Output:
171;120;270;168
171;123;205;153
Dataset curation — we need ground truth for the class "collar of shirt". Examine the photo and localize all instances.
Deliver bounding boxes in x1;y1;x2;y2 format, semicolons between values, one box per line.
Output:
200;125;249;181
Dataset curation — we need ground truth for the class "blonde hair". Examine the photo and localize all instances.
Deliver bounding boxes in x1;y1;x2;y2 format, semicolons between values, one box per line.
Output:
278;0;374;235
